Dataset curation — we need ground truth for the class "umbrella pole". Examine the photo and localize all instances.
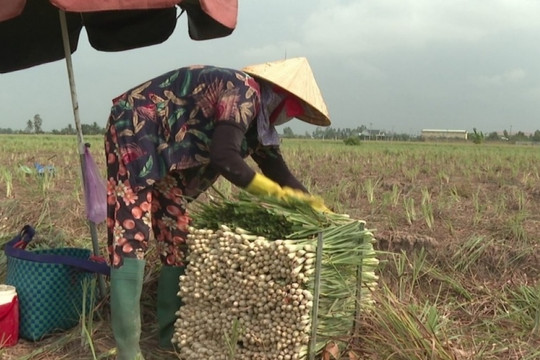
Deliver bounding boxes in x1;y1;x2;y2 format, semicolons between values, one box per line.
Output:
59;10;107;299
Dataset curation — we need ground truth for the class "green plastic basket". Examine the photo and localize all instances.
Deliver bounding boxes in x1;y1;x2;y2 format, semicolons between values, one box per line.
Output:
6;247;95;341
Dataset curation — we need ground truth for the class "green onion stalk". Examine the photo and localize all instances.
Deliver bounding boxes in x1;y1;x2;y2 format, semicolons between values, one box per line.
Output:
173;191;379;359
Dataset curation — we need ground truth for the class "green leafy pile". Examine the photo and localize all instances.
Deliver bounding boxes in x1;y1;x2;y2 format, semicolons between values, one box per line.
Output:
191;192;341;240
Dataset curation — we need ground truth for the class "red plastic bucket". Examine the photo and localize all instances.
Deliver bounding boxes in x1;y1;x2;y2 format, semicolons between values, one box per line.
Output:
0;284;19;347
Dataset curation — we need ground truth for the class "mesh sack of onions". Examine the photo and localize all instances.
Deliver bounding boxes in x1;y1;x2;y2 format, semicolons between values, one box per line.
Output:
173;192;379;360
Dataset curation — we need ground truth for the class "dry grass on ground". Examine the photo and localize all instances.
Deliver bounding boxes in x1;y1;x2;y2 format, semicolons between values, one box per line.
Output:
1;136;540;359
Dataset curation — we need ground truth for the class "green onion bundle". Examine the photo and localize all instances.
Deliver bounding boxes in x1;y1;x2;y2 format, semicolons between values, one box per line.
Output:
173;192;378;359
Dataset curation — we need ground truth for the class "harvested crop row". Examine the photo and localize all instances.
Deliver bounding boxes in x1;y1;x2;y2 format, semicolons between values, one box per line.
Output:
173;193;379;359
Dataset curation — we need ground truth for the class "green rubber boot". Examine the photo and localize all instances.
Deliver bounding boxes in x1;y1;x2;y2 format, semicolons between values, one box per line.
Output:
157;265;185;349
110;258;146;360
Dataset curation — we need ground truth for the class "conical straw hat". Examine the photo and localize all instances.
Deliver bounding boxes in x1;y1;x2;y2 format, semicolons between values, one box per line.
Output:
242;57;331;126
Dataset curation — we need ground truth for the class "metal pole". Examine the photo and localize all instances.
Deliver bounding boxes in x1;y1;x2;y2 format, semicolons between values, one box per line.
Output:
59;10;107;299
308;232;324;360
354;238;364;337
58;11;84;155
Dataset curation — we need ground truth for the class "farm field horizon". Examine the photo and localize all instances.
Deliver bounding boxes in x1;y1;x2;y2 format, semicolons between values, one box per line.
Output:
1;134;539;359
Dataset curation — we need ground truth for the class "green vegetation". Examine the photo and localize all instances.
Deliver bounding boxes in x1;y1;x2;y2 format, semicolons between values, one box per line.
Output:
471;127;485;144
1;135;540;359
343;136;361;146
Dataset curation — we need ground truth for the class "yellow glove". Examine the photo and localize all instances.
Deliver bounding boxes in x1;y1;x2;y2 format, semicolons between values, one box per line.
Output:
245;173;286;198
282;187;332;213
246;173;332;213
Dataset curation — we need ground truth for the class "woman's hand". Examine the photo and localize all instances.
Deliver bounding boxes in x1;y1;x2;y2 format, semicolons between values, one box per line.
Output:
281;187;332;213
246;173;332;212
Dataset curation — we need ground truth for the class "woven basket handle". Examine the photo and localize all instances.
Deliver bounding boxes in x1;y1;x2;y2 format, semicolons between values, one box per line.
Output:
4;225;110;276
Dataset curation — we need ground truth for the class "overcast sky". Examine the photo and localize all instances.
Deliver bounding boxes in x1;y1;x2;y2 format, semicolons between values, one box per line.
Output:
1;0;539;135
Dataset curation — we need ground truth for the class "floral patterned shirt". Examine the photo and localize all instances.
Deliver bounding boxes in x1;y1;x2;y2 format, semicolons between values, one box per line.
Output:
106;65;263;194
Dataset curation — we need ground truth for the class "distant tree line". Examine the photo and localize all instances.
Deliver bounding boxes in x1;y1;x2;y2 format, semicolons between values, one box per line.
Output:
1;114;540;144
282;126;540;143
485;129;540;143
282;125;425;142
0;114;106;135
50;122;105;135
